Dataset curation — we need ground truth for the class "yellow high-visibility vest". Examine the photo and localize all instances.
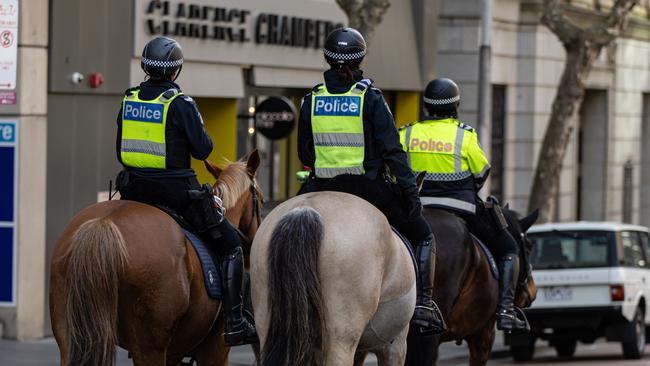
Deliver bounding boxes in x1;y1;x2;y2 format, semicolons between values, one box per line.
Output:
399;118;490;213
310;82;369;178
399;118;489;179
120;88;183;169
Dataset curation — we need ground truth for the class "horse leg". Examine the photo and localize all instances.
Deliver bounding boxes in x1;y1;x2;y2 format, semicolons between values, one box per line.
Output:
129;349;167;366
466;325;496;366
405;327;438;366
323;342;357;366
374;327;409;366
353;351;368;366
190;310;229;366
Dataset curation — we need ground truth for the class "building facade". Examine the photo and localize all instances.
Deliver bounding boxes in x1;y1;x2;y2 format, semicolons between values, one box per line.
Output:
2;0;650;339
0;0;436;339
438;0;650;224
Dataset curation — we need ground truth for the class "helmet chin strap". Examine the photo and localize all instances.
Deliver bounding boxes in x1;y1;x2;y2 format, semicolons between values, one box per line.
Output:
172;65;183;82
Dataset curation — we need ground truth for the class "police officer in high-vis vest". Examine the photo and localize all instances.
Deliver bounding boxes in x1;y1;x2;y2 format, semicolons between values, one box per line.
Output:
399;78;527;332
115;36;257;346
297;27;446;334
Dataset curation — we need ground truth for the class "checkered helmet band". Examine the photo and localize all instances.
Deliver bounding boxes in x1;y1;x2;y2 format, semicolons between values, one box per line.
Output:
324;48;367;61
423;94;461;105
142;57;184;68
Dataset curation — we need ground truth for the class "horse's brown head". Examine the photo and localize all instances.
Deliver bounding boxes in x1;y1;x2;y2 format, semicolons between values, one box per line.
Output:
505;208;539;309
204;150;264;250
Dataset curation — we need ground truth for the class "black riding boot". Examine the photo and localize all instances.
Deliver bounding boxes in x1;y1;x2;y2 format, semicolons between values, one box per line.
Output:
496;255;528;332
221;247;258;346
412;234;447;334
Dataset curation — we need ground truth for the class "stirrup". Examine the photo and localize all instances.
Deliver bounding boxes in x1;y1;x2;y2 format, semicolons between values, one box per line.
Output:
513;307;531;332
224;319;258;346
496;307;530;334
413;302;447;335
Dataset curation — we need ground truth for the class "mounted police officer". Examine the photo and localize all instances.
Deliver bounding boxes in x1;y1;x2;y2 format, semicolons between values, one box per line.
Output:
297;27;446;334
115;36;257;346
399;78;527;332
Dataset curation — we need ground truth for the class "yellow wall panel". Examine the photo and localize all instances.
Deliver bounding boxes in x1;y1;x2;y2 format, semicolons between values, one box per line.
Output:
191;98;238;185
394;91;421;128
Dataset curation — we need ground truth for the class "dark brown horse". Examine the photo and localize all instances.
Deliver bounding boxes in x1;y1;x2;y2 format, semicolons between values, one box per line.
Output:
403;206;539;366
49;151;263;366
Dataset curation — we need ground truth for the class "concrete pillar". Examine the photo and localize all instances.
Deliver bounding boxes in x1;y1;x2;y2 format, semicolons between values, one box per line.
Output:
0;0;48;340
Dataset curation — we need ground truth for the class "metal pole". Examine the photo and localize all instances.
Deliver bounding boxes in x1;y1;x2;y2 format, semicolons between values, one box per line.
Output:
478;0;492;156
478;0;492;197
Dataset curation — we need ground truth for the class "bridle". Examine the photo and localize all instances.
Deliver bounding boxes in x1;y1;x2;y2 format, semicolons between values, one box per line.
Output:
235;179;262;247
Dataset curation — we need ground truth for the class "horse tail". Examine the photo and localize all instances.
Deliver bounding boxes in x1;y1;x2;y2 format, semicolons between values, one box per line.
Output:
64;217;129;366
262;207;325;366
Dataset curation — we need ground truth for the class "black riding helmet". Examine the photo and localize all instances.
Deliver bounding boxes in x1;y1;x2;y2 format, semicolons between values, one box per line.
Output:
323;27;367;68
141;36;184;79
423;78;461;117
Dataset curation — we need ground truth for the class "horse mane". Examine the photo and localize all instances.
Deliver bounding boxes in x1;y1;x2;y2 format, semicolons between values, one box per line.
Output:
213;160;253;210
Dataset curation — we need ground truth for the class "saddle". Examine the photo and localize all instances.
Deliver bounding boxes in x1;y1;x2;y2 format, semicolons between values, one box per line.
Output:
156;205;223;300
470;234;499;280
390;227;419;276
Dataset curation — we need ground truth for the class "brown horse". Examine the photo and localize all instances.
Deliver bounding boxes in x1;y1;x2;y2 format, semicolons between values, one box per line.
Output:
49;151;263;366
402;206;539;366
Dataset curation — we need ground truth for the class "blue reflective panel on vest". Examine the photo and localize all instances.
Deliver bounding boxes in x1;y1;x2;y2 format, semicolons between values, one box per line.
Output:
313;96;362;116
124;101;164;123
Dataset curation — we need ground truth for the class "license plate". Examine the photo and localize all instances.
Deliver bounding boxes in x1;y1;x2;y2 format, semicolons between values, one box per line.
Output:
544;286;573;301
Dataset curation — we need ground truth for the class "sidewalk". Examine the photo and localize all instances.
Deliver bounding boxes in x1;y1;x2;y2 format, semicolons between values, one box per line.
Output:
0;332;510;366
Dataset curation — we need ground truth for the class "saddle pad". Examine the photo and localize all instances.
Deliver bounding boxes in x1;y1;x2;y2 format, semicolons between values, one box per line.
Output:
390;227;418;276
470;233;499;280
183;229;222;299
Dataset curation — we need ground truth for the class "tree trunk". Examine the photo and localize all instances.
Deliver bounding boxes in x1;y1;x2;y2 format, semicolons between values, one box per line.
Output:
530;0;638;222
528;44;601;221
336;0;390;44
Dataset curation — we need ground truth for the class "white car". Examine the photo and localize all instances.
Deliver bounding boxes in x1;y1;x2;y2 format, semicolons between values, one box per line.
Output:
505;222;650;361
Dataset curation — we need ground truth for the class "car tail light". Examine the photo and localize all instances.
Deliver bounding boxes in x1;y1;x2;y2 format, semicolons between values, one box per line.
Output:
610;285;625;301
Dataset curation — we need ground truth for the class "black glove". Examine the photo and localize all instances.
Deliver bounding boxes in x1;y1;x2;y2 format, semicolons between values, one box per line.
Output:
402;185;422;220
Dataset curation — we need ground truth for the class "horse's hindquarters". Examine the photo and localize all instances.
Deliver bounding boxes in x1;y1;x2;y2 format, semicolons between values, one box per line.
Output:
251;192;417;365
359;284;416;350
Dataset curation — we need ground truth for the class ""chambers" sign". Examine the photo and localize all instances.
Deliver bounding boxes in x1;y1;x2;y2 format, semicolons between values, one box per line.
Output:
135;0;347;70
145;1;343;49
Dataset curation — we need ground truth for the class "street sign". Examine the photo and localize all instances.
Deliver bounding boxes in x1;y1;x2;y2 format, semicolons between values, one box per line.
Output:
0;0;18;90
0;120;17;306
255;97;296;140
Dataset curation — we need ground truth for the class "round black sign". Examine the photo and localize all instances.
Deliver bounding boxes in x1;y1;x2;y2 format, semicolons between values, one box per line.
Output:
255;97;296;140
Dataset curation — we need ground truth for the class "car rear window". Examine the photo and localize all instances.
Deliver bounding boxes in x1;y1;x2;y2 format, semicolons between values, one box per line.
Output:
529;231;614;269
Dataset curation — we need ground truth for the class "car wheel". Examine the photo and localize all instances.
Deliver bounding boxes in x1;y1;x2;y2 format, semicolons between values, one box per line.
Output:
622;307;646;359
554;339;577;358
511;341;535;362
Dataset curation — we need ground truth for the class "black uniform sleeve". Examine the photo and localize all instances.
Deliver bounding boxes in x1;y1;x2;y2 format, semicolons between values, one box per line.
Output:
116;102;123;164
173;96;213;160
297;94;315;168
367;90;417;190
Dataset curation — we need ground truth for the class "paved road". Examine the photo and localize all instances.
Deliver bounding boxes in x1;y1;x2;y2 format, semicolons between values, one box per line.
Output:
0;335;488;365
1;334;648;365
442;340;650;366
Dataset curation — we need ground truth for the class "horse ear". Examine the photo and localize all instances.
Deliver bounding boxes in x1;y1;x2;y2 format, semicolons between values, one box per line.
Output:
519;209;540;232
204;160;222;180
415;171;426;192
247;149;261;177
504;202;510;209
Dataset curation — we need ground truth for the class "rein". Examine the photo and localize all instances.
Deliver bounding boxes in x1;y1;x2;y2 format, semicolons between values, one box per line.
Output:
234;180;262;247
